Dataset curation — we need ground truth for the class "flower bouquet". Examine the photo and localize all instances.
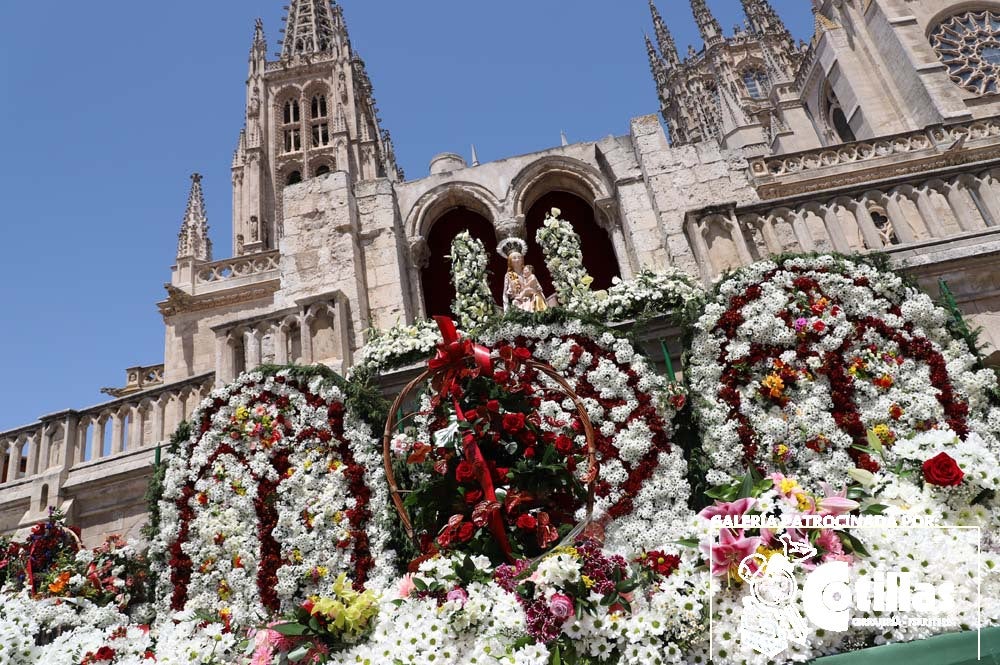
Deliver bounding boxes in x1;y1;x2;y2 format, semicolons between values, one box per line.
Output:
383;318;597;565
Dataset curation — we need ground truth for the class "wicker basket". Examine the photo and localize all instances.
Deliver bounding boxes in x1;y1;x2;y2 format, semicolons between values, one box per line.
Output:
382;358;599;553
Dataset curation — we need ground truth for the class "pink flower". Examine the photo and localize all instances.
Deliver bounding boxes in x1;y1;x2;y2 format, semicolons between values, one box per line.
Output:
794;317;809;331
818;483;859;516
698;497;755;520
446;587;468;606
548;593;574;621
397;573;416;599
701;528;761;579
815;529;844;556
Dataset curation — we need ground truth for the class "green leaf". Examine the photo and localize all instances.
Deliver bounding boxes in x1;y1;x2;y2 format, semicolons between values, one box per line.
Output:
866;430;884;456
674;538;700;548
269;622;309;636
287;644;313;662
737;472;755;499
862;504;888;515
552;644;562;665
840;531;871;558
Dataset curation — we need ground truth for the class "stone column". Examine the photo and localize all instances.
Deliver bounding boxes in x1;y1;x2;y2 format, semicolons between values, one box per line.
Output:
788;209;817;252
727;215;754;265
819;204;851;253
245;328;263;370
299;313;314;364
129;405;142;449
911;187;947;238
757;215;783;254
687;218;715;282
111;413;125;456
215;332;232;386
93;418;106;460
274;323;289;365
29;433;42;475
61;413;79;467
974;174;1000;227
851;199;884;249
884;192;916;244
945;180;984;232
152;399;165;445
8;442;22;481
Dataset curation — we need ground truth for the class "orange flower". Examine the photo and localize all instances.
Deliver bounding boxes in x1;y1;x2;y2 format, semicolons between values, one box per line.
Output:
873;374;894;390
48;571;71;595
762;374;785;399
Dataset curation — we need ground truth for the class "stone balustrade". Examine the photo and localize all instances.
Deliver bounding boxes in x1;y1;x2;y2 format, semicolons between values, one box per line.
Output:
194;250;280;289
212;293;352;385
688;166;1000;281
750;118;1000;199
0;373;214;490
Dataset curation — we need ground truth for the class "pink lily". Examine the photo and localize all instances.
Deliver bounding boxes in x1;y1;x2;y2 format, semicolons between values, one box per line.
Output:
701;528;761;579
818;482;859;515
698;497;756;520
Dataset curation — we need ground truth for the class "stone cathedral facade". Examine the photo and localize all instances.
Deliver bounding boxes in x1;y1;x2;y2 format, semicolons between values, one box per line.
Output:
2;0;1000;544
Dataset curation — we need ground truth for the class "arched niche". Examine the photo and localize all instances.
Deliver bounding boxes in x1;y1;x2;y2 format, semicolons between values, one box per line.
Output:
421;207;506;319
524;191;621;295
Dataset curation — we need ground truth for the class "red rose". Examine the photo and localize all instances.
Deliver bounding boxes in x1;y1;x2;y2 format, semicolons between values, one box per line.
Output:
487;400;500;413
502;413;526;433
922;452;964;487
494;466;510;481
513;347;532;361
523;447;536;459
457;522;475;543
493;370;510;383
554;435;573;455
455;461;476;484
464;489;483;505
812;321;826;333
516;514;537;530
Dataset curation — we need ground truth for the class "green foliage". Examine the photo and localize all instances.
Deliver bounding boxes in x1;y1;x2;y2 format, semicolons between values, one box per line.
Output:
142;420;191;549
937;279;1000;405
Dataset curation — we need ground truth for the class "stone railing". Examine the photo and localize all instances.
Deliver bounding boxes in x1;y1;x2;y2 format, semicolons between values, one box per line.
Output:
750;118;1000;199
195;250;280;288
101;364;164;398
0;373;214;491
688;164;1000;281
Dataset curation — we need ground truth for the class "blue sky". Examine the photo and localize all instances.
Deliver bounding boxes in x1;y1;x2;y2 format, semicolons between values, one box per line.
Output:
0;1;813;430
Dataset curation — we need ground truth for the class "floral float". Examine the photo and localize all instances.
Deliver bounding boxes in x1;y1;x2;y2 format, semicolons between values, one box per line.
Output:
450;231;498;330
150;368;395;628
688;255;1000;497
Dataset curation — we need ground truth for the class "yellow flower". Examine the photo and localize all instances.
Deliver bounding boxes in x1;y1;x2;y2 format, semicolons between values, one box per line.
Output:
551;546;579;559
779;478;799;495
795;492;814;512
234;406;249;422
582;575;595;589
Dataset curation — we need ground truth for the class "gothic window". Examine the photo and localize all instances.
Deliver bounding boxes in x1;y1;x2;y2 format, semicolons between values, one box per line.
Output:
287;170;302;186
824;84;856;144
311;94;328;119
931;9;1000;95
315;165;331;176
281;99;302;154
869;207;898;245
742;68;770;99
311;123;331;147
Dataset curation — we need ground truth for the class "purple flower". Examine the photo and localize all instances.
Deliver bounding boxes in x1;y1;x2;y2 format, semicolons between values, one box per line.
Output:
446;587;469;606
795;317;808;331
548;593;574;621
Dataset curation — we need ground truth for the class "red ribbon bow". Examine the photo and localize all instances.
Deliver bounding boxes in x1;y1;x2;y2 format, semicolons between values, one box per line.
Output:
428;317;513;559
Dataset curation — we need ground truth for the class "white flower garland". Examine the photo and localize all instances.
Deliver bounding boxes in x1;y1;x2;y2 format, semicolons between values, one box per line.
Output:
451;231;497;330
688;255;1000;495
351;319;443;376
535;208;594;308
150;369;395;629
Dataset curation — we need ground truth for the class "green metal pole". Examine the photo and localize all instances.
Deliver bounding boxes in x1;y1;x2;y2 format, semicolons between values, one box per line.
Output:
659;339;676;383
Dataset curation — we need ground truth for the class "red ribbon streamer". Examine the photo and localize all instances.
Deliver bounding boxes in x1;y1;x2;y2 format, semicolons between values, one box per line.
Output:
429;317;513;560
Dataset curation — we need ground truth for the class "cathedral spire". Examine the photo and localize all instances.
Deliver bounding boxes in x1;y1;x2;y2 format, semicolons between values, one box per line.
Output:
649;1;679;67
740;0;787;37
176;174;212;262
280;0;346;60
645;34;666;84
690;0;722;43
